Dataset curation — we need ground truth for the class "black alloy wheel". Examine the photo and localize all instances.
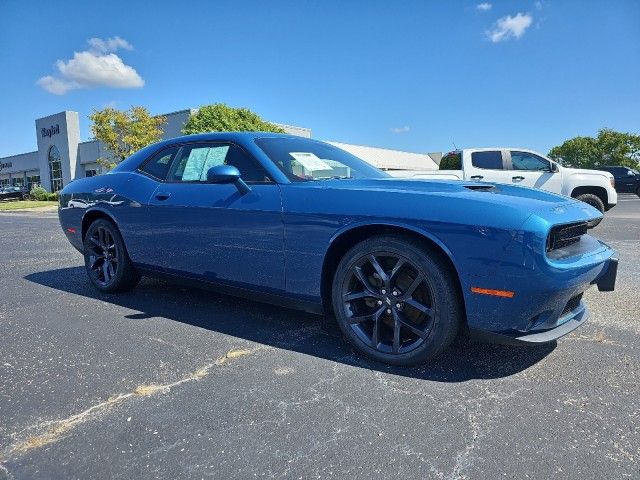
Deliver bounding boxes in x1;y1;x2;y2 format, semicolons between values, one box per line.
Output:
83;218;140;293
342;252;434;354
86;225;118;287
332;235;461;366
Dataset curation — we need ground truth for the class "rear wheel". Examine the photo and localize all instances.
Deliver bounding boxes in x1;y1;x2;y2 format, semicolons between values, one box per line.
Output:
331;235;461;366
576;193;604;227
83;218;140;293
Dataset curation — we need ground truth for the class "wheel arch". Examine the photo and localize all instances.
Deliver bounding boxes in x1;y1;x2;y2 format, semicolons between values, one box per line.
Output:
570;186;608;207
81;208;118;241
320;223;465;320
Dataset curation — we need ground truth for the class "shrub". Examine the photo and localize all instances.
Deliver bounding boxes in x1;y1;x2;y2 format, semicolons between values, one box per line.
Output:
46;192;59;201
30;186;48;201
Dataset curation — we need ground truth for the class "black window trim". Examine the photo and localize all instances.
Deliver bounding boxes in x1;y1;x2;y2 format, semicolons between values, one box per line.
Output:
137;140;274;184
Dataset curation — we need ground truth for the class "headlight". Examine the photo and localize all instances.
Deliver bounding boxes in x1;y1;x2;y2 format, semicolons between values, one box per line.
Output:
610;177;615;188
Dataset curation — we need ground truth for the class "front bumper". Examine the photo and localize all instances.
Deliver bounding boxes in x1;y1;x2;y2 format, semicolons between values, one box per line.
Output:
465;252;618;345
594;256;618;292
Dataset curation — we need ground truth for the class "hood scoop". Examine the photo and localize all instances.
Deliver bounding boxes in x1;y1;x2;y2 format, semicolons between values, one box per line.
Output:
464;184;496;192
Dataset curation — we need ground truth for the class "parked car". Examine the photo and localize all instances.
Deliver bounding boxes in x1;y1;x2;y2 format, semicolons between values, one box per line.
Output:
0;185;29;201
595;165;640;196
58;133;617;366
389;148;617;225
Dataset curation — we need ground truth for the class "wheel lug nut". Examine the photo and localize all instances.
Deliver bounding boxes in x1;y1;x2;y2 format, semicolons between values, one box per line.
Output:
377;300;382;306
381;289;386;295
396;303;402;309
386;309;391;314
393;291;398;296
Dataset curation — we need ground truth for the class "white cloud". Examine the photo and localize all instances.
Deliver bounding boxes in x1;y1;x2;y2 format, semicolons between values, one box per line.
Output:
486;13;533;42
87;36;133;54
37;37;144;95
476;3;492;11
390;126;410;133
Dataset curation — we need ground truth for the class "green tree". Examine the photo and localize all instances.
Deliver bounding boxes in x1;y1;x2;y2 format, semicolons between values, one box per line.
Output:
90;106;167;170
182;103;285;135
549;129;640;169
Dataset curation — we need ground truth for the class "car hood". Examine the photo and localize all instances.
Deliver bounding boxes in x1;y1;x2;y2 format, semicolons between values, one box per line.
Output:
562;167;613;179
294;178;601;229
315;177;570;207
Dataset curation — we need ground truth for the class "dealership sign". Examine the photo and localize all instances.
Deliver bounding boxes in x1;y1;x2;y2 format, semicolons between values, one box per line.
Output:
41;124;60;138
0;161;12;172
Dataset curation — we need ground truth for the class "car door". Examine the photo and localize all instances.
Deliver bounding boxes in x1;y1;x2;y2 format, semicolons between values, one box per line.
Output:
464;150;513;184
147;141;285;292
617;167;637;193
506;150;563;194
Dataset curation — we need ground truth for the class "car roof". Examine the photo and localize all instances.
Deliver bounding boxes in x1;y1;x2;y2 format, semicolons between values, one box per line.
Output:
111;132;324;174
153;131;306;148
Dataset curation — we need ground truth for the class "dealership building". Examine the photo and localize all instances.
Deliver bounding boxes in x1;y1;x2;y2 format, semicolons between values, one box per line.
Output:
0;109;440;192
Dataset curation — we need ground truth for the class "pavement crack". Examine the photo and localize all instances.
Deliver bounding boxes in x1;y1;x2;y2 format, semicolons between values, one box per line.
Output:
1;346;260;461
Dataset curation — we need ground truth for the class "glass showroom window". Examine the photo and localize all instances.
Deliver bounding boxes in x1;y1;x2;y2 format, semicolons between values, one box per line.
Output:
48;145;64;191
26;175;41;190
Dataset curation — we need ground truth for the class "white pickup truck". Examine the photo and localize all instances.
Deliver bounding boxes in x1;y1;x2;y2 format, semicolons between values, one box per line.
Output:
390;148;617;217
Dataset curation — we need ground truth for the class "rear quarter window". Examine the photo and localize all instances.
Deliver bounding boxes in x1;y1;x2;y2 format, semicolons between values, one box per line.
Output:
439;152;462;170
139;146;179;180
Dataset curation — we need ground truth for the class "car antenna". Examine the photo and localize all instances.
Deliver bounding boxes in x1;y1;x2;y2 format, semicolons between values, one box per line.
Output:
451;139;458;150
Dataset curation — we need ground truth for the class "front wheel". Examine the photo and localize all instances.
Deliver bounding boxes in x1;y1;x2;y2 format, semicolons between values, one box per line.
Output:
83;218;140;293
331;235;461;366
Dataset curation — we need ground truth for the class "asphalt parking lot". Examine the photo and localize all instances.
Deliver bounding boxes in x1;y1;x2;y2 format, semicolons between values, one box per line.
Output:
1;195;638;479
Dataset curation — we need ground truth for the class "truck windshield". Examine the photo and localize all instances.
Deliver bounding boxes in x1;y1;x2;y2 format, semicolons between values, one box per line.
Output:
439;152;462;170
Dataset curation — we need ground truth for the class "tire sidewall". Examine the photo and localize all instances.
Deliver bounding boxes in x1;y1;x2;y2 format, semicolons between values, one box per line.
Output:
577;193;605;213
331;235;459;366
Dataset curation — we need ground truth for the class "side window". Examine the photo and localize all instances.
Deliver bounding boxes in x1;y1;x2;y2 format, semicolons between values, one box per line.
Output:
169;143;270;183
140;147;179;180
439;152;462;170
471;151;503;169
510;151;551;171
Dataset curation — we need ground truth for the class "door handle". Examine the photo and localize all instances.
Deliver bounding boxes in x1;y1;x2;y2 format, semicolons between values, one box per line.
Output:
512;176;525;181
155;192;171;201
470;175;484;180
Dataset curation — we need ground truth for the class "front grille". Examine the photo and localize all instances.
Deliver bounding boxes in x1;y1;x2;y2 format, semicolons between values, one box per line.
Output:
547;222;588;251
562;293;583;316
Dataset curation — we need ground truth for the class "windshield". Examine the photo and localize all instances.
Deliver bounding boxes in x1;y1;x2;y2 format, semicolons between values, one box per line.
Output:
255;137;388;181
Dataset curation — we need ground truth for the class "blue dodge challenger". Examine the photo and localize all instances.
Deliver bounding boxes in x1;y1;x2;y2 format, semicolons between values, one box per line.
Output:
58;133;618;366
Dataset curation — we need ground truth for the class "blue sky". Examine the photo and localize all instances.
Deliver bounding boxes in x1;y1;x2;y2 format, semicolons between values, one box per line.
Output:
1;0;638;158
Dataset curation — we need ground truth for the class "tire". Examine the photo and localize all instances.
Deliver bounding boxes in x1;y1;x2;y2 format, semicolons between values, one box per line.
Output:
331;234;461;366
83;218;140;293
636;187;640;198
576;193;604;227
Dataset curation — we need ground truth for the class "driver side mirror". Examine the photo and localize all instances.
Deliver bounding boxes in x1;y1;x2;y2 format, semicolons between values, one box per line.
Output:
550;163;559;173
206;165;251;195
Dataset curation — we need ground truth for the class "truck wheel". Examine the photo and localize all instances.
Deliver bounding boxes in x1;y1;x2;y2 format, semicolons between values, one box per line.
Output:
576;193;604;227
332;234;461;366
636;187;640;198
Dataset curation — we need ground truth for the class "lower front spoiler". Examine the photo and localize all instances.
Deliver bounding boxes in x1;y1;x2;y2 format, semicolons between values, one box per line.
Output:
469;305;589;346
